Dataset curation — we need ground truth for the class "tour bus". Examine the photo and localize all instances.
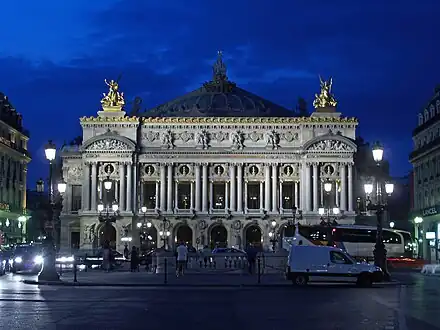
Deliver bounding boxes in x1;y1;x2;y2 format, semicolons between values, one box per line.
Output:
282;224;414;258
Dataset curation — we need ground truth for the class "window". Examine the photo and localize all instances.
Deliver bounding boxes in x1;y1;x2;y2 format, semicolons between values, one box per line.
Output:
247;183;260;209
71;185;82;212
213;183;225;209
382;230;402;244
338;228;376;243
282;182;295;209
142;182;156;209
330;251;352;264
177;183;191;209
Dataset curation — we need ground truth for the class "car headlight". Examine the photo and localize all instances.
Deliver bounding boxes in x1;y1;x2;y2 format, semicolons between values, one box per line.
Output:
14;257;23;263
34;255;44;264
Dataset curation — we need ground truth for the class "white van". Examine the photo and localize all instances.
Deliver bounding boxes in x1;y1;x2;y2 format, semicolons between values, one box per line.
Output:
286;245;383;287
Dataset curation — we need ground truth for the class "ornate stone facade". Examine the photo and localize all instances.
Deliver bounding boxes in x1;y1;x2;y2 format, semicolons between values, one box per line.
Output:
59;53;358;252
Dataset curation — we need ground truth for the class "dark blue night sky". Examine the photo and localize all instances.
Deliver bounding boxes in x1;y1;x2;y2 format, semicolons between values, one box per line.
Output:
1;0;439;186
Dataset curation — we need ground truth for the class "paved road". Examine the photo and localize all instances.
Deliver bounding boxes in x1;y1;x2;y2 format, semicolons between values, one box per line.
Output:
0;272;439;329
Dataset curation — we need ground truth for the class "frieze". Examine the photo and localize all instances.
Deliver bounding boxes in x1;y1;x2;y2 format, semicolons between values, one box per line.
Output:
67;165;83;184
308;139;353;152
282;131;300;142
161;130;175;149
195;130;210;149
143;131;159;142
140;117;358;124
247;131;262;142
179;131;194;143
86;138;132;152
230;131;245;150
265;130;280;150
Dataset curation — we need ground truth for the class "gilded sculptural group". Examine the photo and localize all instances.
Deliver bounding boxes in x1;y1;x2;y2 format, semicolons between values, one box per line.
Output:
313;76;338;109
101;79;125;108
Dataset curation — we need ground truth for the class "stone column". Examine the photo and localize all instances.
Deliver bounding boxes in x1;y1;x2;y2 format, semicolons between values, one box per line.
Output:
340;163;347;211
133;161;138;212
335;181;339;207
202;164;208;212
160;165;166;212
190;181;194;210
155;181;160;209
229;165;236;211
91;163;97;211
195;164;201;212
225;182;229;210
300;164;305;210
167;164;173;212
312;163;318;212
348;163;353;212
271;164;278;212
209;181;214;212
119;163;126;211
279;181;283;210
174;181;179;210
259;181;264;210
244;180;248;212
294;181;299;208
22;164;27;210
126;163;132;212
305;163;311;211
82;162;90;211
264;165;271;211
237;164;243;213
320;181;324;207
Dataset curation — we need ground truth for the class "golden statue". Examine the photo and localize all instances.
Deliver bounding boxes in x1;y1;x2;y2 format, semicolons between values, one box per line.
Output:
101;79;125;108
313;76;338;108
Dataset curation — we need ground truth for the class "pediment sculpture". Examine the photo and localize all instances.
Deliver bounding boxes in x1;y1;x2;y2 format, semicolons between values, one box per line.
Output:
86;138;131;151
308;139;352;152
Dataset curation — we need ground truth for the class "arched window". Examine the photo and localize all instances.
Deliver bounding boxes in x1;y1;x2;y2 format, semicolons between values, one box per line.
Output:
430;105;436;118
425;109;429;122
436;100;440;114
418;113;424;126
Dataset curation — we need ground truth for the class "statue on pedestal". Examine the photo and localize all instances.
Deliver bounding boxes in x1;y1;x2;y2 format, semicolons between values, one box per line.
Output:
313;76;338;109
101;78;125;109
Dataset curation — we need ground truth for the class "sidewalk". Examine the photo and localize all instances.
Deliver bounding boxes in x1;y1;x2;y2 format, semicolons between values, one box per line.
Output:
22;268;405;287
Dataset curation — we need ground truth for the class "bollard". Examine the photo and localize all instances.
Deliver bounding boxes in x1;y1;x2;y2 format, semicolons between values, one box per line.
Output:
73;257;78;283
257;257;261;284
164;258;168;284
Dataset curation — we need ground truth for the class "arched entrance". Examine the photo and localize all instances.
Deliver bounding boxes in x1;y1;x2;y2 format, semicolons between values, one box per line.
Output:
176;225;193;246
99;223;117;249
210;224;227;248
140;225;158;252
245;225;262;248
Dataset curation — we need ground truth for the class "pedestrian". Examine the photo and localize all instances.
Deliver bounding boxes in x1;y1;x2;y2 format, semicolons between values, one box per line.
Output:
176;241;188;277
130;246;139;272
246;244;257;274
102;241;111;272
123;244;129;259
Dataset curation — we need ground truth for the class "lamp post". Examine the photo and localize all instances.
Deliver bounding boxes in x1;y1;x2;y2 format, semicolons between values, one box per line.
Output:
159;218;171;249
414;216;423;258
364;141;394;281
318;180;342;246
268;220;277;252
38;140;65;282
138;206;153;250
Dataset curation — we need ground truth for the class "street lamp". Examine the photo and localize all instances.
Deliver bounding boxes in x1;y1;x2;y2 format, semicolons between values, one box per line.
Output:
364;141;394;281
414;217;423;258
269;220;278;252
389;221;395;229
18;215;27;243
57;179;67;194
38;140;64;282
159;218;171;249
98;201;120;223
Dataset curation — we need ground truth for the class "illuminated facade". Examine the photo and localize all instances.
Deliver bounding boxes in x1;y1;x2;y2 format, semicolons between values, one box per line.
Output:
0;93;31;243
59;53;358;252
409;86;440;260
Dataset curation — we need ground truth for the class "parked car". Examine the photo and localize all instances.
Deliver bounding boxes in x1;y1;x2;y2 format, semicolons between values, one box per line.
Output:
286;245;383;287
10;244;44;274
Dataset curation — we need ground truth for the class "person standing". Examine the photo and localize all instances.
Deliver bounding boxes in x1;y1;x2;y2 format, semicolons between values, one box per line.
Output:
176;241;188;277
102;241;111;272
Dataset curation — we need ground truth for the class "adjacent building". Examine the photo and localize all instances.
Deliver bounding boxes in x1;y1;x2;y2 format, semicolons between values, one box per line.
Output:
0;93;31;244
59;53;358;252
409;85;440;260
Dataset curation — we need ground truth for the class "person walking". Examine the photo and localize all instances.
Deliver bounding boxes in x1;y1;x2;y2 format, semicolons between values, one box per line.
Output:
176;241;188;277
130;246;139;272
